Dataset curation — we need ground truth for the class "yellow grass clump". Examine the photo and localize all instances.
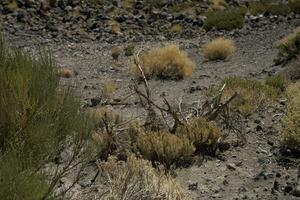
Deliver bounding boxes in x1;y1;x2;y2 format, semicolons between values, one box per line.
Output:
131;44;195;80
111;46;122;60
137;131;195;168
202;37;236;60
178;118;221;153
282;81;300;149
171;24;183;33
57;67;77;78
97;155;190;200
210;0;227;11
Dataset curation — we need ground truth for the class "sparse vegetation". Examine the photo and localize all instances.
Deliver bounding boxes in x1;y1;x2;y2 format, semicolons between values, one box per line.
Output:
281;81;300;149
111;46;122;60
130;44;195;80
98;155;189;200
202;37;236;60
57;67;77;78
209;77;281;115
111;23;121;34
0;36;92;200
265;74;288;92
171;24;183;34
178;118;221;154
124;44;135;56
275;27;300;65
137;131;195;168
203;7;246;31
210;0;227;11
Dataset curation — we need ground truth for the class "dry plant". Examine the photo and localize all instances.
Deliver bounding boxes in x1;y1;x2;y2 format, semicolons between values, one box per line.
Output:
111;23;121;34
171;24;183;33
111;46;122;61
210;0;226;11
137;131;195;168
282;81;300;149
217;77;280;116
275;27;300;65
101;79;117;100
97;155;190;200
178;118;221;154
57;67;78;78
130;44;195;80
202;37;235;60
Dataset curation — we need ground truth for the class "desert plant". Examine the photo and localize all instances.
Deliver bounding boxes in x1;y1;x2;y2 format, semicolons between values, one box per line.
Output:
130;44;195;80
101;79;117;100
210;0;226;11
111;46;122;60
275;27;300;65
0;36;92;200
137;131;195;168
281;81;300;149
178;118;221;154
124;44;135;56
57;67;77;78
203;7;246;31
170;24;183;33
211;77;281;115
111;23;121;34
249;1;291;16
97;155;189;200
202;37;236;60
265;74;288;92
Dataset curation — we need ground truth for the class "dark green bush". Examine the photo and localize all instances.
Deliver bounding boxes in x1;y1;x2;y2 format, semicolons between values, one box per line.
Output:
0;36;92;200
203;7;246;31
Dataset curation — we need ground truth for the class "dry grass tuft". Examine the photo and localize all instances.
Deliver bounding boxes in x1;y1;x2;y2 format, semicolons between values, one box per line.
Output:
57;67;77;78
202;37;236;60
111;23;121;34
111;46;122;61
171;24;183;33
98;155;189;200
210;0;226;11
137;131;195;168
219;77;280;115
130;44;195;80
282;81;300;149
275;27;300;65
178;118;221;153
101;79;117;100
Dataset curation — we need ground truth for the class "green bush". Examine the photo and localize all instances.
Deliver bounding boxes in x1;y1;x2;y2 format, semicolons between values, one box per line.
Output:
203;7;246;31
0;36;92;200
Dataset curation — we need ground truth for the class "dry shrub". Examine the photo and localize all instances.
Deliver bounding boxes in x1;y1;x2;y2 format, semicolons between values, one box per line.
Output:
210;0;226;11
57;67;77;78
218;77;280;115
282;81;300;149
275;27;300;65
130;44;195;80
111;23;121;34
101;79;117;100
137;131;195;168
111;46;122;60
202;37;235;60
91;107;123;159
171;24;183;33
98;155;190;200
178;118;221;153
124;45;135;56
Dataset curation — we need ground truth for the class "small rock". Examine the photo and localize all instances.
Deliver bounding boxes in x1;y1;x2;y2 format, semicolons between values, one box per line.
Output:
227;163;236;170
